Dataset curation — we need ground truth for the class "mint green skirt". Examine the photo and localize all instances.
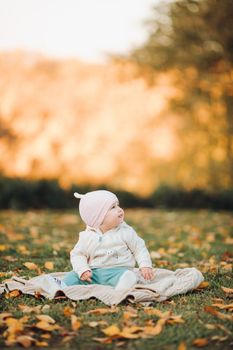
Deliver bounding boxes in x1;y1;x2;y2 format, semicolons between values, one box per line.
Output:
63;267;129;287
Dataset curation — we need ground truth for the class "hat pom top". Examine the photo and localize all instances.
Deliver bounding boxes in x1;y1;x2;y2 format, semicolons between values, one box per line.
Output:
74;192;85;199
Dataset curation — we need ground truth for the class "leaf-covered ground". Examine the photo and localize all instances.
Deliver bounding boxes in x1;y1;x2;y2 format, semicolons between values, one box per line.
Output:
0;209;232;350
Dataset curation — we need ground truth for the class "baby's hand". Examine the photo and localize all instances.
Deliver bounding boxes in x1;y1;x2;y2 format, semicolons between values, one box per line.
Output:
80;270;92;282
140;267;154;281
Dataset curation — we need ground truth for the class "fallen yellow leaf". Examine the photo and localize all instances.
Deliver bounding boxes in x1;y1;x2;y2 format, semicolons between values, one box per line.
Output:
205;324;216;330
63;306;75;317
44;262;54;270
144;318;166;336
0;312;12;321
35;321;60;331
23;262;38;270
119;331;140;339
204;306;233;320
212;303;233;311
5;290;21;298
88;321;99;328
71;315;81;331
41;333;51;339
167;315;185;324
93;337;113;344
222;263;232;271
102;325;121;336
85;307;119;315
18;304;41;314
35;341;49;347
196;281;209;289
121;305;137;320
143;308;169;318
221;286;233;294
123;311;138;320
178;342;187;350
36;315;55;324
4;317;25;338
16;335;35;348
18;245;30;255
192;338;209;347
121;326;143;334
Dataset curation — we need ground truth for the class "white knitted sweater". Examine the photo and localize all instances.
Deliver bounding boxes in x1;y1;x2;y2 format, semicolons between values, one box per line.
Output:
70;221;152;277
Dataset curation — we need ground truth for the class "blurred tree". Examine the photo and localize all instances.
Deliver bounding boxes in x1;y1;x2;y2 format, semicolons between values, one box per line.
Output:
0;116;18;174
131;0;233;188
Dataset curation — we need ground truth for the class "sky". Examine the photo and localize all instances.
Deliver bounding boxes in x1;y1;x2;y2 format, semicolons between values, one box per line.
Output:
0;0;158;63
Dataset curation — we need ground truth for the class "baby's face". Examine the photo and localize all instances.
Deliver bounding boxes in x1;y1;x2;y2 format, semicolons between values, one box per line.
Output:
100;201;124;232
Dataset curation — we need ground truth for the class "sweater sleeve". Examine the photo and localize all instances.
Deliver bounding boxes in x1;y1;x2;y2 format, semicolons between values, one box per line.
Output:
70;232;91;278
123;226;152;268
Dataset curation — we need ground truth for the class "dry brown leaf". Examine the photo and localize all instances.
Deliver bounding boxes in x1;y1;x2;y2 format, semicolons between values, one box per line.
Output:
71;315;81;331
44;261;54;270
36;315;55;324
193;338;209;347
177;342;187;350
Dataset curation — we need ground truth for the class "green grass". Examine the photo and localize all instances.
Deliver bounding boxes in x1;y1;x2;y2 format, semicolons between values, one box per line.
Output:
0;209;232;349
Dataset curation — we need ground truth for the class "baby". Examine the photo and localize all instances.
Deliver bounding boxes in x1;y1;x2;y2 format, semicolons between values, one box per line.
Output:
55;190;154;290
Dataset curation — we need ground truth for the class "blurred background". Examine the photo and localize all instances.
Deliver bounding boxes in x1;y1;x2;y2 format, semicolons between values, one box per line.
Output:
0;0;232;210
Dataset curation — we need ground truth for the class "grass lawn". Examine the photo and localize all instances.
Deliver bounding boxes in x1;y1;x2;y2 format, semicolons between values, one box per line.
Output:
0;209;232;350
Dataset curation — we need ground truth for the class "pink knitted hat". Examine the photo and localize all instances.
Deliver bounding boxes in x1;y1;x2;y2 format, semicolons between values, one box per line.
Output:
74;190;118;228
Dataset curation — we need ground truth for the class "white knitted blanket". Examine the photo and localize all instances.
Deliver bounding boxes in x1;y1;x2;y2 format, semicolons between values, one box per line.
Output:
0;267;204;306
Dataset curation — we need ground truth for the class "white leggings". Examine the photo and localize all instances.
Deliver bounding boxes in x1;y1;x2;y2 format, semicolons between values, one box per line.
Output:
115;270;137;290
